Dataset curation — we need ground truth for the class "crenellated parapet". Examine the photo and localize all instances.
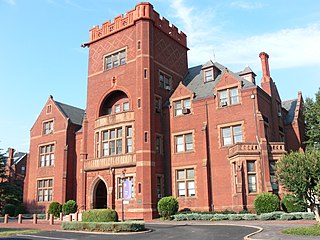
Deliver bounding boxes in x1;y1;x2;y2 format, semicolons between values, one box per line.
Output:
83;2;187;47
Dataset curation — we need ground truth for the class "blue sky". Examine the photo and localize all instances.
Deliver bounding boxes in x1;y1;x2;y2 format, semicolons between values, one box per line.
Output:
1;0;319;152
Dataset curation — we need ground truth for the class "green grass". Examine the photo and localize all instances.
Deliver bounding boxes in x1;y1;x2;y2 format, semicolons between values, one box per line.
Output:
282;225;320;236
0;228;42;237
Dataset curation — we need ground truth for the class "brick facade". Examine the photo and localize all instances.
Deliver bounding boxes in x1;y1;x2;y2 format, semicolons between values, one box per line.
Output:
24;2;305;219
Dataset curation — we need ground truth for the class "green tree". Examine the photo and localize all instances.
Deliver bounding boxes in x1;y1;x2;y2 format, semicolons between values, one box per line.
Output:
276;148;320;222
304;87;320;147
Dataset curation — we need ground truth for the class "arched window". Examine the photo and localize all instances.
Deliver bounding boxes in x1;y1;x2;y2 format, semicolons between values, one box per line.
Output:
99;91;129;117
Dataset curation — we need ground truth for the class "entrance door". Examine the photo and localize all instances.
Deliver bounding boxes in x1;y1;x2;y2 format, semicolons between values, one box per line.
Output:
94;180;107;209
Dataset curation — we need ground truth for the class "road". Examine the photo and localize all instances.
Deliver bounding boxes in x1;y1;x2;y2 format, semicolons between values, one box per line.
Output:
4;224;257;240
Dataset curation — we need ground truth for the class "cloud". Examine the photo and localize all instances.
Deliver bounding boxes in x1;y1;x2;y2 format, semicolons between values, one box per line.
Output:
168;0;320;71
2;0;16;5
230;1;264;10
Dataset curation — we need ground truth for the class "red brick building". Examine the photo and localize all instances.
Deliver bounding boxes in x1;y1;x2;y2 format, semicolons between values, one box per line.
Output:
24;2;304;219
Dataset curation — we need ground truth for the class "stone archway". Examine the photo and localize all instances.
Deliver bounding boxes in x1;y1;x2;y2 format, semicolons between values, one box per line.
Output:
93;179;108;209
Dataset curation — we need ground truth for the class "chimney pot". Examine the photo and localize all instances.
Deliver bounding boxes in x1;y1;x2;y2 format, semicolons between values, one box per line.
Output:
259;52;270;80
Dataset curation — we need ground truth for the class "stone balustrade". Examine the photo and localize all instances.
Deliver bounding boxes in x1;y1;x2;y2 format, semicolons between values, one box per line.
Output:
95;111;134;129
84;154;136;171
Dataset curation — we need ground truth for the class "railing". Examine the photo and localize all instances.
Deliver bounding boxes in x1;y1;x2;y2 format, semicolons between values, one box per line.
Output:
228;143;260;157
268;142;286;154
84;154;136;171
95;111;134;129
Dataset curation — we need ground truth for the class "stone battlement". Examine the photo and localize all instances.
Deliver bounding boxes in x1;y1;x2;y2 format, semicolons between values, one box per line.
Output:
85;2;187;47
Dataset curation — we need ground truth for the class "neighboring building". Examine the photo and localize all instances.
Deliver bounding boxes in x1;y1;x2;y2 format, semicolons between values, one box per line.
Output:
5;148;28;189
24;2;305;219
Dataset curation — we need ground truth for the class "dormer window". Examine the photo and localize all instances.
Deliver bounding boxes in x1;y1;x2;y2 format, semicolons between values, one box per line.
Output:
204;69;213;82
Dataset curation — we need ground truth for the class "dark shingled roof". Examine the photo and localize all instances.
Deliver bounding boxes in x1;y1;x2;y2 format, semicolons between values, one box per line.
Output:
182;61;255;100
282;99;297;125
54;101;85;126
6;151;27;165
238;65;256;77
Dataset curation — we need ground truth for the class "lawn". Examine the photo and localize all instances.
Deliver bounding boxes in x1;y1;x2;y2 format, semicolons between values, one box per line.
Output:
0;228;42;237
282;225;320;236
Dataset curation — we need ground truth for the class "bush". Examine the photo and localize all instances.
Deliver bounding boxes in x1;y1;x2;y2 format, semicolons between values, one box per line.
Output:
301;212;315;220
62;200;78;215
280;213;296;220
14;204;26;216
242;214;257;220
227;214;243;221
82;209;118;222
62;221;145;232
254;192;280;215
211;214;229;221
157;196;179;220
2;204;16;216
259;212;283;220
48;202;62;218
281;194;306;213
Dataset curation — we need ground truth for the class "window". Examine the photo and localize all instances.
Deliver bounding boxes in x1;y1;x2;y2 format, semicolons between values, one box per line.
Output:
157;175;164;199
218;87;239;107
155;97;162;113
126;126;133;153
221;125;242;146
97;126;133;157
102;128;122;156
117;176;134;199
204;69;213;82
156;135;162;154
175;133;193;153
247;161;257;193
37;179;53;202
39;144;54;167
43;120;53;135
46;105;52;114
176;169;195;197
105;49;126;70
269;161;278;193
159;72;171;90
114;104;121;113
123;102;129;111
174;98;191;116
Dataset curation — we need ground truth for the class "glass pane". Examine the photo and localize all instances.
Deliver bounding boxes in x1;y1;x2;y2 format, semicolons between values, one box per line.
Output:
248;175;257;192
177;170;185;180
115;104;121;113
187;169;194;179
233;125;242;143
38;180;43;188
127;127;132;137
222;127;232;145
110;130;116;139
187;181;195;196
109;141;115;155
123;102;129;111
117;128;122;138
178;182;186;196
175;101;182;110
49;179;53;187
117;139;122;154
219;90;228;106
247;161;255;172
103;131;108;140
46;145;50;153
127;139;132;153
184;99;191;109
103;142;108;156
205;70;213;81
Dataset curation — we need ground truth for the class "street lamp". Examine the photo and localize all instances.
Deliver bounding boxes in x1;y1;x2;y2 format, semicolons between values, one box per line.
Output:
121;169;126;222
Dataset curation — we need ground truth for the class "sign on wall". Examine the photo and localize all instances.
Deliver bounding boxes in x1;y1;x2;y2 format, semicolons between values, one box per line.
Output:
123;179;132;200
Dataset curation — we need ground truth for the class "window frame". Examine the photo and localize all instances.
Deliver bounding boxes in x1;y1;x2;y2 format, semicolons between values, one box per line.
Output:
247;161;257;193
159;71;171;90
221;125;242;146
176;168;195;197
39;144;55;167
204;69;213;82
174;133;193;153
218;87;239;107
37;178;53;202
173;98;191;116
43;120;54;135
104;49;126;70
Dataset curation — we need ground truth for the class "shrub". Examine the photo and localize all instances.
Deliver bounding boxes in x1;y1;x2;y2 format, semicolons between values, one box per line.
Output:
48;202;62;218
242;214;257;220
157;196;179;220
14;204;26;216
254;192;280;215
301;212;315;220
220;209;236;214
2;204;16;217
62;221;145;232
62;200;78;215
228;214;243;221
280;213;296;220
211;214;229;221
259;212;283;220
82;209;118;222
281;194;306;213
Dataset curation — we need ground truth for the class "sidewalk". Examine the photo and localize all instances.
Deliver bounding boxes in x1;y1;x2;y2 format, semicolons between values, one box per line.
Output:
1;218;319;240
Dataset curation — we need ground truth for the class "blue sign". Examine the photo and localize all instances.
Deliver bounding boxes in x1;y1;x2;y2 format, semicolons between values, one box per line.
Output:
123;180;132;200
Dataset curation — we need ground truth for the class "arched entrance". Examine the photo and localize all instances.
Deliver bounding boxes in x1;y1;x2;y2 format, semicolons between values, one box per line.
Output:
94;180;108;209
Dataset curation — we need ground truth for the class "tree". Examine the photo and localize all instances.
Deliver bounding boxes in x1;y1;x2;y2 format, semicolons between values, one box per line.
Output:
276;148;320;222
304;87;320;147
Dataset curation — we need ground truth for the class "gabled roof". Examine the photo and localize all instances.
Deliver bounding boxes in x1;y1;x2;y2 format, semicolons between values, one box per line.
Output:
182;61;255;100
6;151;27;166
238;65;256;76
282;99;297;125
54;100;85;126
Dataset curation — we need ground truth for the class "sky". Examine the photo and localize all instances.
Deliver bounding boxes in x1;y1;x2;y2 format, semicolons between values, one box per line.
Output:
0;0;320;152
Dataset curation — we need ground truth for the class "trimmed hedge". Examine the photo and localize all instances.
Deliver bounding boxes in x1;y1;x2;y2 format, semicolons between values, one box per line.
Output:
14;204;26;216
157;196;179;220
82;209;118;222
281;194;306;213
254;192;280;215
62;200;78;215
48;202;62;218
301;212;315;220
62;221;145;232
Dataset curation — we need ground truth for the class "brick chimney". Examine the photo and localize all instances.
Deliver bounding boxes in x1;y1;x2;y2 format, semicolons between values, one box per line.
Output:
7;148;14;167
259;52;270;82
